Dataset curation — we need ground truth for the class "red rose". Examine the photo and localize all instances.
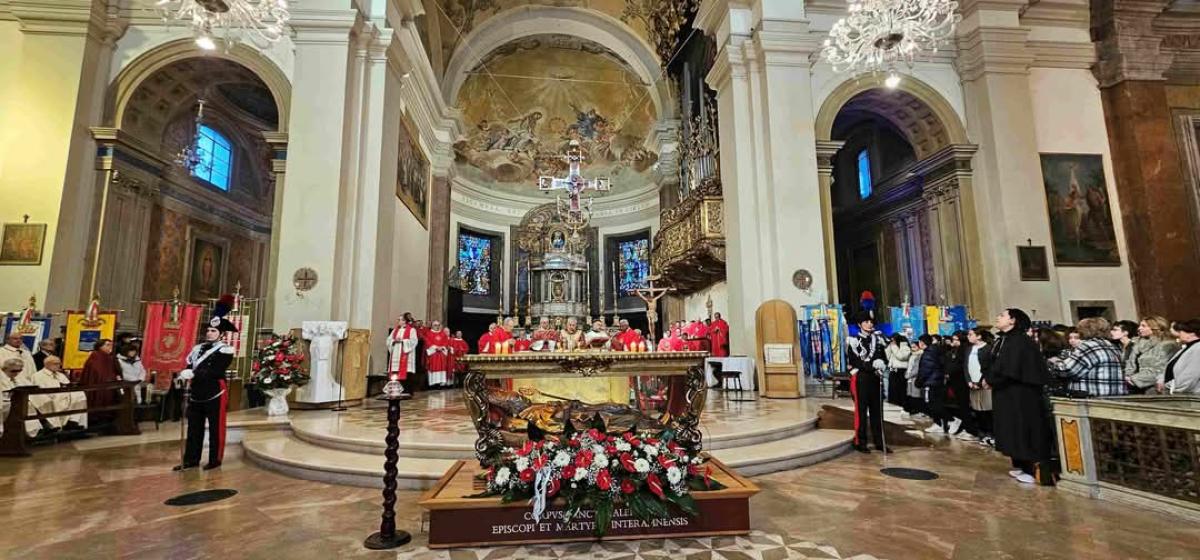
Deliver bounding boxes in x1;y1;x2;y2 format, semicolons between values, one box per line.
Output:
562;465;577;480
519;468;534;483
596;468;612;491
629;437;642;448
604;444;617;456
646;473;665;499
587;429;602;441
619;452;637;473
620;478;636;494
574;450;594;468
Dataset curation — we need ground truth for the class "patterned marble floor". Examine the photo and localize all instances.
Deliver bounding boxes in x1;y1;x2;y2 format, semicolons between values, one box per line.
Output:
3;425;1198;559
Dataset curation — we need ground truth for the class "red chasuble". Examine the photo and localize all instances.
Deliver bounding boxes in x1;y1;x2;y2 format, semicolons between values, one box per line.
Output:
424;328;451;375
709;318;730;357
685;321;709;351
450;337;469;373
514;338;532;352
614;329;644;351
477;332;493;354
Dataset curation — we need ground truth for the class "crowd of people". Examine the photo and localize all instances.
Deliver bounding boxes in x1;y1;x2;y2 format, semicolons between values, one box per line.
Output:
384;312;733;391
853;309;1200;486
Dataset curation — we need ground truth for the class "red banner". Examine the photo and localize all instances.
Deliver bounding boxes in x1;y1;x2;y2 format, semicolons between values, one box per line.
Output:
143;302;202;387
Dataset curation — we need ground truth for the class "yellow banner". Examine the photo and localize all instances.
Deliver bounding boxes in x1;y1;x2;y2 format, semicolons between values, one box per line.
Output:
63;311;117;370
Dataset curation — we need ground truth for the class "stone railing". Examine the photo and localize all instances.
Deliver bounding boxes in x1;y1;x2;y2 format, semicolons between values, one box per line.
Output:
651;176;725;293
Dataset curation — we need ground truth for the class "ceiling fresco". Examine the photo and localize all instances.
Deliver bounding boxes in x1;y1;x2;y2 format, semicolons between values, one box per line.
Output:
452;34;660;195
431;0;652;70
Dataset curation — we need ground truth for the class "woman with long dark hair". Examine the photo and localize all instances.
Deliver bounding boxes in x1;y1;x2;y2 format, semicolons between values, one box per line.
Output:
986;309;1054;485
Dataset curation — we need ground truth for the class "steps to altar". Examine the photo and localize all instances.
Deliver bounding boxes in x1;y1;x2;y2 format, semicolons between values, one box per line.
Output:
233;392;854;489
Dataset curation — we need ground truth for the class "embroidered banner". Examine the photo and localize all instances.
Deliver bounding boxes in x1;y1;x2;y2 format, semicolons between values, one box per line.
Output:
63;311;118;370
3;314;52;352
142;302;202;382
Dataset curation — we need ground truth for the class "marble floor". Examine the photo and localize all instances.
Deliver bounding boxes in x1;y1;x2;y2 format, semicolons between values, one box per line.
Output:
3;428;1197;559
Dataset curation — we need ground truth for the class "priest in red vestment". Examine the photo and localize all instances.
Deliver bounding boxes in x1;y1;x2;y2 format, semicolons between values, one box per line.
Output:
684;320;709;351
514;330;532;352
450;331;469;376
491;318;515;352
424;320;452;388
613;319;644;351
529;318;559;352
477;323;497;353
388;314;419;383
708;312;730;357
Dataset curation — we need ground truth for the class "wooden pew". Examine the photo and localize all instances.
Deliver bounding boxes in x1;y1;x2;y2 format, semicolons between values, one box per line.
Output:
1;381;142;457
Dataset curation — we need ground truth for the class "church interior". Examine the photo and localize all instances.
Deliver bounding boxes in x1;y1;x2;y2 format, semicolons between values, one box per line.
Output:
2;0;1199;558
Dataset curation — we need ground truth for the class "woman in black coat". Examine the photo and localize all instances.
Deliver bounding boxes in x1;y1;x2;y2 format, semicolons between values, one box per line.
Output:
985;308;1054;485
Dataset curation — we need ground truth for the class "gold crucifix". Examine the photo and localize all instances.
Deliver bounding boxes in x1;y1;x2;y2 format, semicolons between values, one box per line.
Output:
634;274;674;343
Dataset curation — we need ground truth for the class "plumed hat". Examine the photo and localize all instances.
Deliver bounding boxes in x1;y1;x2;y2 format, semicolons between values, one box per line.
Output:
208;294;239;333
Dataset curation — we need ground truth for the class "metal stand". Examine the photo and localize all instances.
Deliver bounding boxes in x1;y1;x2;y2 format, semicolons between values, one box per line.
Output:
177;381;190;467
364;378;412;550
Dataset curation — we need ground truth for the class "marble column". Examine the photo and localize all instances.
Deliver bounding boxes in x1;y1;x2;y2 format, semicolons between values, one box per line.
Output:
1092;0;1200;318
298;320;349;405
426;175;452;323
815;140;844;304
271;9;356;330
956;0;1064;321
700;1;828;354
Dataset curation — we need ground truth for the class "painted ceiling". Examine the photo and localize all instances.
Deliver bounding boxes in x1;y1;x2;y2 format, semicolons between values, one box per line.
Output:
451;34;660;195
431;0;652;70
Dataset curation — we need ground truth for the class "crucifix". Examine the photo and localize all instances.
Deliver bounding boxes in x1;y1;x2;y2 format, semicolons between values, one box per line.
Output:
634;275;674;344
538;140;610;226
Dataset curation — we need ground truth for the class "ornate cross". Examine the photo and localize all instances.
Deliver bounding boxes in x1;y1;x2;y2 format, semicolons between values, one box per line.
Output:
538;140;610;225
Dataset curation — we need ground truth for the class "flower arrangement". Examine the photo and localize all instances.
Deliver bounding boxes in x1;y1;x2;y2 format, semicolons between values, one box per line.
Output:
477;428;724;537
249;334;309;390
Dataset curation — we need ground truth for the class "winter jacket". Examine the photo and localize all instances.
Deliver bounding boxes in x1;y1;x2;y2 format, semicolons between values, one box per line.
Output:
916;345;946;388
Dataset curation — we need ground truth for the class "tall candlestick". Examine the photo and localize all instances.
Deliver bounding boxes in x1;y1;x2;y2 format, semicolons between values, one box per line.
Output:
585;259;591;316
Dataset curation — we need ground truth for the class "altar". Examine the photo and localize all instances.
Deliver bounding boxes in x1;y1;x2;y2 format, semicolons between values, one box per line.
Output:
417;350;760;548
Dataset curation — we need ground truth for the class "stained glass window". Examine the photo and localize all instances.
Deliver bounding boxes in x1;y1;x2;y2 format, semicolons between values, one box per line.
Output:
192;125;233;191
857;148;872;199
457;233;492;296
618;238;650;296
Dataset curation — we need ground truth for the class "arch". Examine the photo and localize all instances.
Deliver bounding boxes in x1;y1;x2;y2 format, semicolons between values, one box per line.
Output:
441;6;672;119
815;73;968;151
107;38;291;133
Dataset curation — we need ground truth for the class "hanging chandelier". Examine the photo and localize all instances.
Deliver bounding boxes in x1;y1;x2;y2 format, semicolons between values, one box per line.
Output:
173;99;209;174
155;0;290;51
821;0;960;85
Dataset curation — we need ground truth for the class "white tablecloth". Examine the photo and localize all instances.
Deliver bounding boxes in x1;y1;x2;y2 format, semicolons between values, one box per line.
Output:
705;357;756;390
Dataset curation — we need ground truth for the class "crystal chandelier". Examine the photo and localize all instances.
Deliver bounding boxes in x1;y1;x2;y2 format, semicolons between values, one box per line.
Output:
155;0;290;51
821;0;960;85
173;99;209;174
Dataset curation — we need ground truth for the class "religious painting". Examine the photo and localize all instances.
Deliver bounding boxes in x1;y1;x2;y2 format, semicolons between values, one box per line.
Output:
1039;154;1120;266
452;34;659;196
397;112;430;228
183;228;229;303
1017;245;1050;281
0;223;47;265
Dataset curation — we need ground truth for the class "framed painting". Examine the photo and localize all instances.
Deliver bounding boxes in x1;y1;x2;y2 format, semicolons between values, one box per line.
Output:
0;223;47;265
1017;245;1050;281
397;112;430;229
1039;154;1121;266
183;228;229;303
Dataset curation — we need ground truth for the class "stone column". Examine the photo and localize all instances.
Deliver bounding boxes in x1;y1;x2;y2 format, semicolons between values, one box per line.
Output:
271;9;357;330
956;0;1064;321
1092;0;1199;318
700;0;827;354
815;140;844;303
426;175;452;323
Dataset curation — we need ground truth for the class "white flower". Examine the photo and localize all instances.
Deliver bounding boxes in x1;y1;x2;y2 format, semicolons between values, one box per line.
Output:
592;453;609;470
691;456;703;465
495;467;511;485
634;458;651;473
615;440;631;452
644;445;659;457
591;444;605;455
666;466;682;485
515;457;530;472
573;467;587;481
553;451;571;467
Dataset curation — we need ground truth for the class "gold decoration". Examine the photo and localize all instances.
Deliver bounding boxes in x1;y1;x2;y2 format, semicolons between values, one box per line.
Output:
621;0;699;66
556;355;615;377
1060;418;1085;476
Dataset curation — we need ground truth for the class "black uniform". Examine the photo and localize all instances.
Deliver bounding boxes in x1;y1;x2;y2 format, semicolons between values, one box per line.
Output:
985;330;1052;480
848;329;889;450
182;341;234;468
